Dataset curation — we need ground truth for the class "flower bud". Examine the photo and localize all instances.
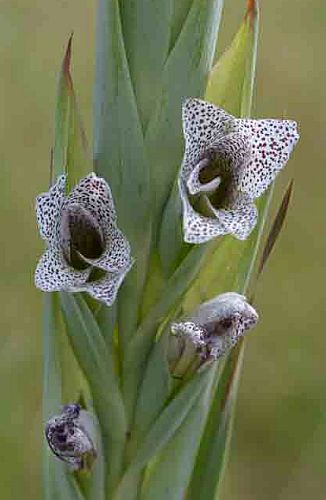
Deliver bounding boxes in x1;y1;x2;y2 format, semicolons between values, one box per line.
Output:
45;404;97;471
171;292;258;363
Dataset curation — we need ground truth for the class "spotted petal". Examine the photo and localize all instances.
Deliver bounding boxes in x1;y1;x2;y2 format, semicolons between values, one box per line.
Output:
83;262;133;307
67;172;117;225
35;175;66;243
81;226;132;273
35;247;91;292
179;179;226;244
182;98;234;178
237;118;299;198
171;321;206;348
207;192;258;241
175;293;259;360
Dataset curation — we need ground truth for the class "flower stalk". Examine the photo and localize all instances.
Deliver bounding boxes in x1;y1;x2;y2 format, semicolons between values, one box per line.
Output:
39;1;299;499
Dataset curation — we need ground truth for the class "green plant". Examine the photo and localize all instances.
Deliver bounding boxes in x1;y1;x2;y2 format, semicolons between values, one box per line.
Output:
38;1;299;498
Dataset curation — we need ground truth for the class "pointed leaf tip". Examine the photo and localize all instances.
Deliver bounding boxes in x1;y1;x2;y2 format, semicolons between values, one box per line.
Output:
246;0;258;25
62;33;73;92
257;179;294;277
220;342;243;410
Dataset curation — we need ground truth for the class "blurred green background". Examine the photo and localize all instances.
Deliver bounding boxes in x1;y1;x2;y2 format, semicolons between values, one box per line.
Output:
1;1;325;498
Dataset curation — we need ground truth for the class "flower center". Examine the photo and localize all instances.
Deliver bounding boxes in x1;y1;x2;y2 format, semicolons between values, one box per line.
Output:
200;153;235;204
60;205;104;270
191;155;235;217
198;157;223;185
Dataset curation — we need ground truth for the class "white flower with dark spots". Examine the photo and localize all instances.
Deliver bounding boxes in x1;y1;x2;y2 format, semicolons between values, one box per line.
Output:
35;173;133;306
45;404;97;471
171;292;258;361
179;98;299;243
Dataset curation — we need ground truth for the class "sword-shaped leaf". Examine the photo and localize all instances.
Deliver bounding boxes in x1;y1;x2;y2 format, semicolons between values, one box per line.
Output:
59;293;126;496
93;0;152;349
187;343;245;500
257;180;294;278
140;366;216;500
114;366;214;500
52;35;90;189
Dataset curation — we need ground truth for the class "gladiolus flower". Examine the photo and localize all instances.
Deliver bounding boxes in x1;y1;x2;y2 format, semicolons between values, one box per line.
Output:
35;173;132;306
179;98;299;243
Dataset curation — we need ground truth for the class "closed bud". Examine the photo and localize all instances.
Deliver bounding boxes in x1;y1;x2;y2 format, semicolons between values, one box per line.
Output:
45;404;97;471
171;292;258;363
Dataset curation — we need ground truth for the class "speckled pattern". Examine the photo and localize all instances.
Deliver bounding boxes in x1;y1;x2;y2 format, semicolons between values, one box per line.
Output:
171;292;259;361
45;404;96;471
179;98;299;244
238;118;299;198
35;173;133;306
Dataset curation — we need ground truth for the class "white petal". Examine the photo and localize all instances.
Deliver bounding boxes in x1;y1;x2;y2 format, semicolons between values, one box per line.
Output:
191;293;259;359
181;98;234;178
80;226;132;273
207;192;258;241
171;321;206;347
179;179;226;244
35;175;66;243
192;292;258;327
83;262;133;307
35;247;91;292
237;118;299;198
67;173;117;225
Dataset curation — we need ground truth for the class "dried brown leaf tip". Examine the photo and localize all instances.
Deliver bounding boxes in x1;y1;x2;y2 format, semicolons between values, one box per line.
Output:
62;33;74;93
246;0;258;25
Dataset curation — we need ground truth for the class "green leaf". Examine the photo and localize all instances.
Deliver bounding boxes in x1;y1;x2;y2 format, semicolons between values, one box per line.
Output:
122;245;206;426
95;303;117;352
145;0;224;220
234;188;274;295
59;293;127;496
257;179;294;279
169;0;194;51
114;366;214;500
205;0;259;116
187;344;245;500
121;332;172;500
78;412;106;500
119;0;173;129
43;295;62;421
43;293;84;500
140;366;216;500
159;180;184;277
52;35;90;189
93;0;152;350
130;330;172;457
45;459;85;500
